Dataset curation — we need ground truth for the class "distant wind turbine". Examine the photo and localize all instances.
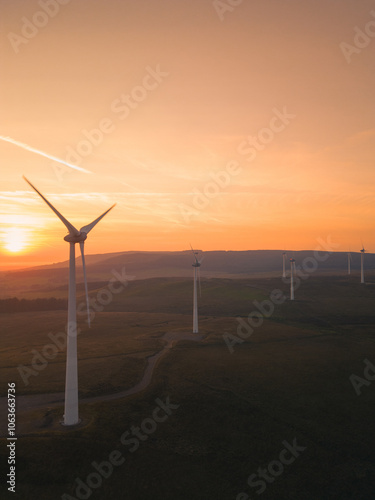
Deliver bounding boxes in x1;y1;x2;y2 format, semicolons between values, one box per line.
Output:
282;251;287;278
347;251;352;275
290;257;296;301
190;245;203;333
360;245;366;284
23;176;115;426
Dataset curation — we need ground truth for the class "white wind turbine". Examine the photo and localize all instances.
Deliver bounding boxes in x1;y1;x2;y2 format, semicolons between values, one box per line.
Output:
24;177;115;426
360;244;366;284
290;257;296;301
190;245;203;334
282;251;287;278
347;251;352;275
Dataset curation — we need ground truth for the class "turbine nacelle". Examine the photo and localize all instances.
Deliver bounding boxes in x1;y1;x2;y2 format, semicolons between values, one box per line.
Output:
190;244;203;267
64;232;88;243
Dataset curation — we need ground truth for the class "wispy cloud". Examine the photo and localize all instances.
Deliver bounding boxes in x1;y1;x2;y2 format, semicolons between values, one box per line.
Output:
0;135;92;174
347;128;375;145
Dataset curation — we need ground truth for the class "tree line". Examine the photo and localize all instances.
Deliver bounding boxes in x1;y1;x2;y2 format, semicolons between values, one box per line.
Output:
0;297;67;313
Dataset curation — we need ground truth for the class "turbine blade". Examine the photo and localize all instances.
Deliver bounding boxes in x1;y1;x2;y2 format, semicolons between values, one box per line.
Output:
189;243;199;263
80;241;91;328
199;255;205;265
23;176;79;236
80;204;116;234
198;267;202;297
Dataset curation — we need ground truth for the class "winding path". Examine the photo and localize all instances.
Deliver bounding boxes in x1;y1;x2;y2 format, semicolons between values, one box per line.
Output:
0;331;203;432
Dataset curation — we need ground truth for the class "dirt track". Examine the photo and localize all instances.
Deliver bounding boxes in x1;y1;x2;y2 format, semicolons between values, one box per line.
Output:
0;331;203;434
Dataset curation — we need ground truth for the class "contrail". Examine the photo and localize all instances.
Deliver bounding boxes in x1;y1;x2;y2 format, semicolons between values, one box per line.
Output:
0;135;92;174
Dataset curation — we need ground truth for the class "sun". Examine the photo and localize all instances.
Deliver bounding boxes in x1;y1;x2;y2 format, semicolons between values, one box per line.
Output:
3;227;29;253
1;215;41;254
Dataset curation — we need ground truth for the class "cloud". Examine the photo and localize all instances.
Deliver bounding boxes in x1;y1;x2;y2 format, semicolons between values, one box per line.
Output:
347;128;375;145
0;135;92;174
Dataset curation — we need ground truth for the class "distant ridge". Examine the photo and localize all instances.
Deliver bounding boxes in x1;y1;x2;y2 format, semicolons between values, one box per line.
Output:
1;250;374;299
7;249;375;275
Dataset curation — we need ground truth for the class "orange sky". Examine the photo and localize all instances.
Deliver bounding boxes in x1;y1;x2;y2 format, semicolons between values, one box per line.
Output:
1;0;375;268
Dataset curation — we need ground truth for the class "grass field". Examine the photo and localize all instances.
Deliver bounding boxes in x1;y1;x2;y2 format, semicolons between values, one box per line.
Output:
0;274;375;499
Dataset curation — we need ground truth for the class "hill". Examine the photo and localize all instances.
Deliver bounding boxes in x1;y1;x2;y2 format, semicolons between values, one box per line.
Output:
0;249;374;298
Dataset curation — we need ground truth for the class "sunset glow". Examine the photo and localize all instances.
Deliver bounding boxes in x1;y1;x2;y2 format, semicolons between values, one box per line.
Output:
3;227;29;253
1;0;374;269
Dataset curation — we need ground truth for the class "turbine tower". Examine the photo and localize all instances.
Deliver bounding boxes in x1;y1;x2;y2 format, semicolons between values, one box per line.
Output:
360;246;366;284
282;251;287;278
347;251;351;275
290;257;296;301
23;177;115;426
190;245;203;333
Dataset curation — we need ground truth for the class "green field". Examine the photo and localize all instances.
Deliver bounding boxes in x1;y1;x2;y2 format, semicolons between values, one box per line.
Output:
1;274;375;499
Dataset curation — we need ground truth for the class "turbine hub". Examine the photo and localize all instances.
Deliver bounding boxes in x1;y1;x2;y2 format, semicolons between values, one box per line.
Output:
192;263;201;267
64;232;87;243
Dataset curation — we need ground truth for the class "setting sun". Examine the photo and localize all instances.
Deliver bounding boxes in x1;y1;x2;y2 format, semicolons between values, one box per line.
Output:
3;227;29;253
0;215;41;257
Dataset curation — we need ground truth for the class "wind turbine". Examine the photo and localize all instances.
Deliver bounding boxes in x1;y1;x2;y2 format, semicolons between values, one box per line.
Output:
190;245;203;333
360;245;366;284
23;176;115;426
347;251;352;275
282;251;287;278
290;257;296;300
